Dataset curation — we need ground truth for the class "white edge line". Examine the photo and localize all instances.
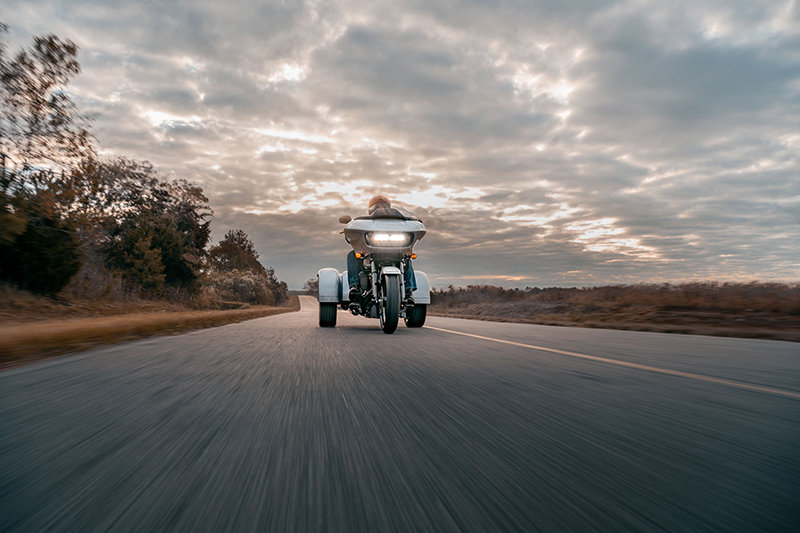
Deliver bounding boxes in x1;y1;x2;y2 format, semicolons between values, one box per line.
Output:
424;326;800;400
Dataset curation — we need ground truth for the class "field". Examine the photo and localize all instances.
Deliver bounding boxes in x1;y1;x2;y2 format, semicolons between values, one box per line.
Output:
429;283;800;341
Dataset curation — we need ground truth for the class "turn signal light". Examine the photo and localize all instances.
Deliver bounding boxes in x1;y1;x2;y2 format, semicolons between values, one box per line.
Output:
410;254;417;259
355;252;363;259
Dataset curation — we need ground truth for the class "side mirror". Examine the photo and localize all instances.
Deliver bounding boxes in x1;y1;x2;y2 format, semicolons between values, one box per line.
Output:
339;215;352;224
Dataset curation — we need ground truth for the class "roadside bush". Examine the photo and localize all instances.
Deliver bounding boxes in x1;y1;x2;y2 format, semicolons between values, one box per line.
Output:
0;205;82;294
61;243;130;300
204;229;288;305
205;269;277;306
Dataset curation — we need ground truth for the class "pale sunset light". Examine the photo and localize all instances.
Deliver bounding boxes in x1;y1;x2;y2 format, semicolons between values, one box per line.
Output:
4;0;797;288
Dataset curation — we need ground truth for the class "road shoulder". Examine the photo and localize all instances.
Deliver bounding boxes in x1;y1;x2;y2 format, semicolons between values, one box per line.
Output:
0;296;300;371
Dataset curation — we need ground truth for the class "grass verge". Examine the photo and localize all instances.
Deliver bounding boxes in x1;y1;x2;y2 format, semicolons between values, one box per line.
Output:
428;283;799;342
0;295;300;371
428;310;800;342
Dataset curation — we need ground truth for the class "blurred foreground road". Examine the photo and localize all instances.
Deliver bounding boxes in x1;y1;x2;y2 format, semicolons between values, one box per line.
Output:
1;296;798;532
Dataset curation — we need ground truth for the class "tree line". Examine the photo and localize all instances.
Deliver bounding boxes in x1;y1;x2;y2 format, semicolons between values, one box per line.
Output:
0;24;287;306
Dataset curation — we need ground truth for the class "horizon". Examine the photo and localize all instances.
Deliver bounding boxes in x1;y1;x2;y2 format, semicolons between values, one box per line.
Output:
3;0;799;289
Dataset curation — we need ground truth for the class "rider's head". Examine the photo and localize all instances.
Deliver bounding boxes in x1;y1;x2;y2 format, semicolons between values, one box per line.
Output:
369;195;391;210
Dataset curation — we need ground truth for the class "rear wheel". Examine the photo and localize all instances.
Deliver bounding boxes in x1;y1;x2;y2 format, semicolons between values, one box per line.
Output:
319;302;337;327
404;304;427;328
379;276;400;334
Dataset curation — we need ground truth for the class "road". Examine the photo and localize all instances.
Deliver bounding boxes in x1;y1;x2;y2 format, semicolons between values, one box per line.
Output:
1;296;798;532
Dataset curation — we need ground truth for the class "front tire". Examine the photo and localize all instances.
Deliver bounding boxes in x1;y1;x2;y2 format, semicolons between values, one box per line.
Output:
380;276;401;334
404;304;427;328
319;302;337;327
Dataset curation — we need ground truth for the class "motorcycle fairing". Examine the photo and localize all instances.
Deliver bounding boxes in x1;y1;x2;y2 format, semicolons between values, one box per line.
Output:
343;218;426;255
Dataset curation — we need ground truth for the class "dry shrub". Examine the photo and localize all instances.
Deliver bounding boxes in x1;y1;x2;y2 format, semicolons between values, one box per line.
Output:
203;269;277;306
431;285;529;307
432;282;800;314
572;282;800;313
61;244;132;300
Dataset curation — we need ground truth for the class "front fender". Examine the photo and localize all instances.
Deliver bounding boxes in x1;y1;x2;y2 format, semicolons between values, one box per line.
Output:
380;266;402;276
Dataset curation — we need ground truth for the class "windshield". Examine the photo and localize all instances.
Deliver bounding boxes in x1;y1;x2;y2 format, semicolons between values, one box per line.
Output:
354;203;420;221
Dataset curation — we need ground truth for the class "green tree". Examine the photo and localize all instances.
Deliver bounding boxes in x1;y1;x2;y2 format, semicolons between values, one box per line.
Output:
0;24;90;294
207;229;266;275
206;230;288;305
0;207;82;294
102;170;212;294
119;235;165;293
264;267;289;304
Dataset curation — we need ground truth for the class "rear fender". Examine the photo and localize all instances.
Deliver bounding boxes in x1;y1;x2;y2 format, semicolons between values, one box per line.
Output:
413;271;431;304
339;271;349;302
318;268;341;303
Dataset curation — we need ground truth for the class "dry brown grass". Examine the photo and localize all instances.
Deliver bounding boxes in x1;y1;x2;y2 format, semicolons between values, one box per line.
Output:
0;295;300;370
0;281;296;322
0;284;189;323
430;283;800;342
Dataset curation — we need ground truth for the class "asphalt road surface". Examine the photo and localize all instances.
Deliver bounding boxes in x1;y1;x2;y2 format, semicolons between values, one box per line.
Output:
1;296;798;532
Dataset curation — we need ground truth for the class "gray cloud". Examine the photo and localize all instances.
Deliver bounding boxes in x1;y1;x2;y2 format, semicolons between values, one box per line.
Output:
2;0;798;287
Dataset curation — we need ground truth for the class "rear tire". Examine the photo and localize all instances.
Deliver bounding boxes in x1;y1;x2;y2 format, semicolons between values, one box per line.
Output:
380;276;400;334
319;302;337;327
404;304;427;328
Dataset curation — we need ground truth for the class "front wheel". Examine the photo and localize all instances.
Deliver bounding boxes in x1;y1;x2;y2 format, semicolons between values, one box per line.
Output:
404;304;427;328
379;275;401;334
319;302;337;327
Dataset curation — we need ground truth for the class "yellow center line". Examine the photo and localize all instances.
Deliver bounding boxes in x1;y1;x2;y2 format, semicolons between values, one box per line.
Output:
424;326;800;400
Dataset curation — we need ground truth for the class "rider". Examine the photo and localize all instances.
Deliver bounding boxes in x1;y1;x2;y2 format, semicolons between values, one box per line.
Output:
347;195;417;304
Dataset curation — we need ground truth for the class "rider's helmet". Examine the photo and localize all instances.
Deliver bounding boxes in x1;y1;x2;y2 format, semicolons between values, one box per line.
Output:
369;195;391;210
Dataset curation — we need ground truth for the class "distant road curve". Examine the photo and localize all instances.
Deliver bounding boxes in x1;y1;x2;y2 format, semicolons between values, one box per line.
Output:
1;296;798;532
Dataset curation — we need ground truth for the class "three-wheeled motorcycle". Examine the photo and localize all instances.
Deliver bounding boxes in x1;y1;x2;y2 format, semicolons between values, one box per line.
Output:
318;205;429;333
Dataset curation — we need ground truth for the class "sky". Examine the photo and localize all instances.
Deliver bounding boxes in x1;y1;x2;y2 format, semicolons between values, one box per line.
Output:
2;0;799;288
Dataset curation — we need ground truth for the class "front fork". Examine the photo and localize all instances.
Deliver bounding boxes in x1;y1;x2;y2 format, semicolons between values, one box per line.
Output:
370;260;379;304
370;260;408;314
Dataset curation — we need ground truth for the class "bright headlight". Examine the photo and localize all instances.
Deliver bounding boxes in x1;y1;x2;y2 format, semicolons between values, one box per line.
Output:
368;232;410;246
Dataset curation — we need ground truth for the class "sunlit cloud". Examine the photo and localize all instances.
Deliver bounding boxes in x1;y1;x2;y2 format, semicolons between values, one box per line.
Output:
252;128;334;144
9;0;797;287
395;186;485;209
496;203;581;229
446;275;536;282
566;219;659;257
141;109;202;127
278;180;377;213
268;63;308;83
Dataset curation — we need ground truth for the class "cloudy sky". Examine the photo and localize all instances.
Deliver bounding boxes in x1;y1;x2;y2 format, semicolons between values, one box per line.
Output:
3;0;799;288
